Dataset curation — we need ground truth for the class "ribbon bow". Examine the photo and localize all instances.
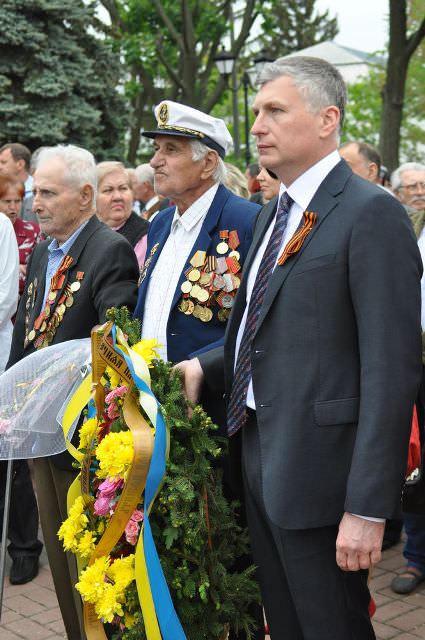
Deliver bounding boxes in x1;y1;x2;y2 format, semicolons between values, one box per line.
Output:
277;211;317;266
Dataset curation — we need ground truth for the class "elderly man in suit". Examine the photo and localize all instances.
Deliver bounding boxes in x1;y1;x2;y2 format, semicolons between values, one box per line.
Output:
177;56;422;639
134;101;263;640
5;144;139;639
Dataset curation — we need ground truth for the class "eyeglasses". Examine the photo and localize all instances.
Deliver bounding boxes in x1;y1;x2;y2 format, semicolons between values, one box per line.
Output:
399;182;425;193
0;198;22;206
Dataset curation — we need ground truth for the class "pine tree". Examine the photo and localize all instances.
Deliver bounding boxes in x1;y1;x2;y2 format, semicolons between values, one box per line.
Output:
0;0;126;158
260;0;338;58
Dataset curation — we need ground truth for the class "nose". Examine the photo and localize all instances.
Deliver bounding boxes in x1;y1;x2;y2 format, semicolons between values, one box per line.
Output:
150;149;164;169
251;111;267;137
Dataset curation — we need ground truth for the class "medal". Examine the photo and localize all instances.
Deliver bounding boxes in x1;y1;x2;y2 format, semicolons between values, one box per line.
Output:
222;294;234;309
48;291;57;302
229;250;240;261
65;295;74;308
188;268;201;282
197;288;209;303
28;329;36;341
184;300;195;315
190;250;206;268
200;308;213;322
213;274;225;290
181;281;192;294
228;230;240;250
70;281;81;292
199;272;212;286
216;241;228;255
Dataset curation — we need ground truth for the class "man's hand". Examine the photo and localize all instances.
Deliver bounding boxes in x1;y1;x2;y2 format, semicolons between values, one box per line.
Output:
173;358;204;408
336;512;385;571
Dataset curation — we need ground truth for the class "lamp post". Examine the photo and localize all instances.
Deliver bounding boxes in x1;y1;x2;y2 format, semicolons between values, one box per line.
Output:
214;49;274;166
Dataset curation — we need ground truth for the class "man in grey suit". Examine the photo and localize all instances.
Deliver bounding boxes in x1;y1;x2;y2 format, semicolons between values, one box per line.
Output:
177;56;422;639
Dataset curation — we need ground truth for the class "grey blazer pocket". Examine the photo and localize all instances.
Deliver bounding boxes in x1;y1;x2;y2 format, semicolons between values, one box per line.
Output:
292;252;336;275
314;397;360;426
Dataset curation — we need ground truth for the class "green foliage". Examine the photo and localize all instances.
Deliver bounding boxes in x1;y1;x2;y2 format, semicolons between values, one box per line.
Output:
105;309;260;638
259;0;338;57
0;0;127;157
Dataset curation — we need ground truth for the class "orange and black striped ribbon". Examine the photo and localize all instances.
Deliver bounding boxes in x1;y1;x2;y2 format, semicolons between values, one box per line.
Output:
277;211;317;266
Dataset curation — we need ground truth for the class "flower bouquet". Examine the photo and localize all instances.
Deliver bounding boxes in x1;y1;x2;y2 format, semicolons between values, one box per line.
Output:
58;307;259;640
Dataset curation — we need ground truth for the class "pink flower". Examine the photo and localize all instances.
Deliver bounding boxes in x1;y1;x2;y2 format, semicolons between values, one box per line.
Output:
131;509;144;522
105;386;127;404
125;519;139;546
98;477;123;497
94;495;111;516
107;403;120;420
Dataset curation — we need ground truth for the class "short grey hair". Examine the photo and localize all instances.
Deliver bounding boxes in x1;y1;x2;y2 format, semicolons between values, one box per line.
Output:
258;56;347;135
135;163;155;185
96;160;131;187
35;144;97;197
190;140;227;184
391;162;425;191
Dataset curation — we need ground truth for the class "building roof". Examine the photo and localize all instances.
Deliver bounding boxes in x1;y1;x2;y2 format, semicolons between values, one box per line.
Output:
286;41;385;67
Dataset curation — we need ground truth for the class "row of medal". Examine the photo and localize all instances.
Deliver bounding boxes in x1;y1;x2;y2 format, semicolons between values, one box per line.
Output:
177;230;242;323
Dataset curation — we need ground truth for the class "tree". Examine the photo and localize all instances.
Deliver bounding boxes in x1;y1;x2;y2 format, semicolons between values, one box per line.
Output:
0;0;127;158
98;0;263;163
379;0;425;171
259;0;338;58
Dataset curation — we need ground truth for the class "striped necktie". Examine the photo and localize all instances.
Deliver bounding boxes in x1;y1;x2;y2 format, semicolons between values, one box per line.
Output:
227;192;293;437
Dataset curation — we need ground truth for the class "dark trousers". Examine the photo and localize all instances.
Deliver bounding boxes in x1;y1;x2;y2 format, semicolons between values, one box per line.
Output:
33;457;86;640
0;460;42;559
241;412;375;640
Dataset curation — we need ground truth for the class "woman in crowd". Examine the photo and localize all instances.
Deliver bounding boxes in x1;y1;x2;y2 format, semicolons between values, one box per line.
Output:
225;162;250;199
96;161;149;267
0;175;42;296
257;166;280;202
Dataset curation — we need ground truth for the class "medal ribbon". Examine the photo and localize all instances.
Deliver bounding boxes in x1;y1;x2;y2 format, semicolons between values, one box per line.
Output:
277;211;317;266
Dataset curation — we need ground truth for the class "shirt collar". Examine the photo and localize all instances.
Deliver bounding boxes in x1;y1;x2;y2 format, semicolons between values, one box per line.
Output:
279;150;341;210
48;218;91;256
145;195;159;210
172;183;219;232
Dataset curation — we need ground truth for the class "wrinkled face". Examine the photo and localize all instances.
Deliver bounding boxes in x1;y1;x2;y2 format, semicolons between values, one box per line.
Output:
150;136;206;200
257;167;280;200
32;159;88;243
97;169;133;227
339;144;374;181
251;75;329;183
0;148;20;176
396;170;425;211
0;185;22;225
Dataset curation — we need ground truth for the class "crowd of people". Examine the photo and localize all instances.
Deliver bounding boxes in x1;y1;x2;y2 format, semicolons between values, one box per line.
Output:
1;54;425;640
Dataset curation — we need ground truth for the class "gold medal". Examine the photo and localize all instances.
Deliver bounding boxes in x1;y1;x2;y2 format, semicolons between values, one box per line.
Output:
199;272;212;286
43;306;50;318
218;309;228;322
48;290;57;302
184;300;195;315
216;241;228;255
200;308;213;322
65;295;74;308
178;299;189;313
58;303;66;315
191;284;202;299
188;268;201;282
28;329;36;341
181;280;192;294
193;304;203;319
70;281;81;292
229;250;240;260
197;288;209;303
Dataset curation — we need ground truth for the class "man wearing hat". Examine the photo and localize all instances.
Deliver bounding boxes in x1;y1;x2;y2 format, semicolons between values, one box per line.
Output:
134;100;260;366
134;101;263;639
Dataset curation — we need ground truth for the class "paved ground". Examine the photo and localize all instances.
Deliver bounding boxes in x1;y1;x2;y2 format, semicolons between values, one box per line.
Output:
1;538;425;639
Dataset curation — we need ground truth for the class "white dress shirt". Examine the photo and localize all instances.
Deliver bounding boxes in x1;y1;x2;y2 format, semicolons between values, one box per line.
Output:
141;184;219;360
417;227;425;331
0;214;19;372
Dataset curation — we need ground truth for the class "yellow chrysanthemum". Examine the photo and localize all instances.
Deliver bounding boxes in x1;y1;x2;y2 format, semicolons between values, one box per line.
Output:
57;519;80;552
106;366;122;389
95;582;124;622
68;496;89;530
77;530;97;559
76;555;110;603
78;417;98;450
108;554;135;592
131;339;161;368
96;431;134;479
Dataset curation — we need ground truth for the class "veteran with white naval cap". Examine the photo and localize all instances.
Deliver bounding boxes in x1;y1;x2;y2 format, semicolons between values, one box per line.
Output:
134;101;264;640
134;101;260;366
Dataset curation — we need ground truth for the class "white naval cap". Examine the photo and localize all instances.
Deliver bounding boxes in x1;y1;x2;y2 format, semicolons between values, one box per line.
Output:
142;100;233;158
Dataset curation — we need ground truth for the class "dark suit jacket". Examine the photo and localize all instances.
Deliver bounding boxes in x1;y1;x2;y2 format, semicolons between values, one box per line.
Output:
7;215;139;468
134;184;260;364
200;160;423;529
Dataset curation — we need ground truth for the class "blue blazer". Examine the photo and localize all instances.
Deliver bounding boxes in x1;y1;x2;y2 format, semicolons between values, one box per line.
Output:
134;184;260;363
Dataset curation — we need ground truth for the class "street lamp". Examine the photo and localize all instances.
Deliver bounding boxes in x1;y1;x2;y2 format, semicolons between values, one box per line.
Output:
214;49;274;166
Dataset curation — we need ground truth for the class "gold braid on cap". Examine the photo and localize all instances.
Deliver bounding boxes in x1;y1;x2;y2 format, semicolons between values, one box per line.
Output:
157;124;205;138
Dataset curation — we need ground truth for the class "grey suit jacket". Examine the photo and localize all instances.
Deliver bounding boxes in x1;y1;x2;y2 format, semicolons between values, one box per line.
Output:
200;160;423;529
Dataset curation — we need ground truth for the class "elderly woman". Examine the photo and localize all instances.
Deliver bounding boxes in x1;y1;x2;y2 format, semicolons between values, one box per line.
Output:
0;175;42;295
96;161;149;267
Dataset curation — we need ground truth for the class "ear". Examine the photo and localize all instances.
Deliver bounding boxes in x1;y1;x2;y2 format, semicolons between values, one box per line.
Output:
16;158;25;172
200;150;219;180
368;163;379;182
319;105;340;139
80;183;94;209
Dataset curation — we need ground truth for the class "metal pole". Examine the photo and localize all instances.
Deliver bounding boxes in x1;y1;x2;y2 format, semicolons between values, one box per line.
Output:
243;73;251;166
0;459;13;619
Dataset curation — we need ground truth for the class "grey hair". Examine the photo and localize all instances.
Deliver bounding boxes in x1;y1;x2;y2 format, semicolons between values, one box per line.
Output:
35;145;97;203
190;140;227;184
96;161;131;187
391;162;425;190
135;163;155;185
258;56;347;136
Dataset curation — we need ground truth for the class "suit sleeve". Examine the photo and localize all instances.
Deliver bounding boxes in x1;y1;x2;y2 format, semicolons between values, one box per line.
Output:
198;345;225;399
344;193;423;518
91;236;139;322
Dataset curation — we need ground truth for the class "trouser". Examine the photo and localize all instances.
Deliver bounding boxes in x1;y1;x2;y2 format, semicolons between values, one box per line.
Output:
402;512;425;574
33;457;86;640
0;460;43;559
241;411;375;640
